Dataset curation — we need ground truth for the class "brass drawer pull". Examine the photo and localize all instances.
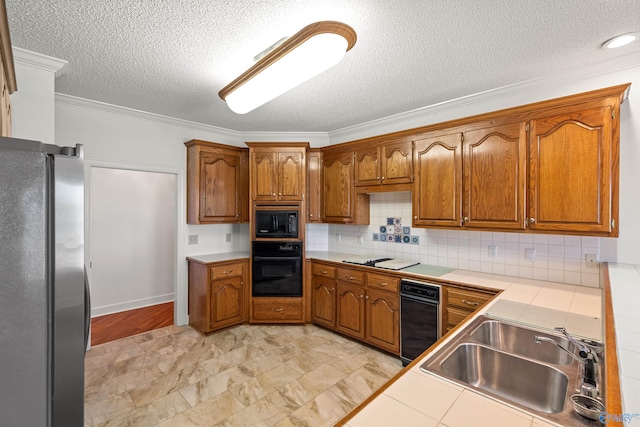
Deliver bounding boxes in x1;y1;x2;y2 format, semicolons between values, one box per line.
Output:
376;282;387;286
273;308;284;312
462;299;480;306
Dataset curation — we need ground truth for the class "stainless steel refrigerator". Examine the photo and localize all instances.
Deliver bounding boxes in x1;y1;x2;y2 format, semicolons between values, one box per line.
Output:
0;136;89;426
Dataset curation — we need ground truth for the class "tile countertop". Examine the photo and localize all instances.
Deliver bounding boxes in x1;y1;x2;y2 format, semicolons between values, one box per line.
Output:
307;252;606;427
186;251;250;264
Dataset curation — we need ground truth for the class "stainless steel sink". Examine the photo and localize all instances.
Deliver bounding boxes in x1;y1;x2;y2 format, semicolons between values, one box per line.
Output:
439;343;568;413
420;315;605;426
469;319;577;365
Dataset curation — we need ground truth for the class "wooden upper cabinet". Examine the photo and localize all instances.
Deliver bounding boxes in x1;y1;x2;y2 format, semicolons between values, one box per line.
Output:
463;122;527;230
322;150;355;222
354;147;379;186
354;140;413;187
307;150;322;222
185;140;247;224
0;3;16;138
381;140;413;185
251;150;278;200
413;133;463;227
529;105;615;235
247;144;307;202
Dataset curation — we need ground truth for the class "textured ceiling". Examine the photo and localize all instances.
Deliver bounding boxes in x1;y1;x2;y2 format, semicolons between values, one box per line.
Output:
6;0;640;132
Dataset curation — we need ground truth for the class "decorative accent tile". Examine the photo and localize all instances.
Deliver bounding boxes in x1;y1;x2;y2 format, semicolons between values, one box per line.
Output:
394;218;401;225
379;225;387;234
387;217;395;226
395;235;402;243
387;234;394;242
394;225;402;235
403;235;411;244
403;226;411;235
373;233;379;241
411;236;419;245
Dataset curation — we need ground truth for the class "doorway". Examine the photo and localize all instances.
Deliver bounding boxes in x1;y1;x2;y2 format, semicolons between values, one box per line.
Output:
88;167;177;327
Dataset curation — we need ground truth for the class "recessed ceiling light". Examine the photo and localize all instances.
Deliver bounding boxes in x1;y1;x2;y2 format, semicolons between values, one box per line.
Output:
601;32;638;49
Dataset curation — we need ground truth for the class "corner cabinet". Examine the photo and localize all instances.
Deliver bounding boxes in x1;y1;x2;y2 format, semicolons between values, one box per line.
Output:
321;148;370;224
185;140;248;224
246;143;308;202
187;258;249;334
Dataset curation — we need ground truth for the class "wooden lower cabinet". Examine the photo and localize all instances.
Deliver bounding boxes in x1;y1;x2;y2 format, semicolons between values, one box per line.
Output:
445;286;496;331
251;297;304;323
187;259;248;334
336;282;366;340
311;277;337;329
365;289;400;354
311;262;401;355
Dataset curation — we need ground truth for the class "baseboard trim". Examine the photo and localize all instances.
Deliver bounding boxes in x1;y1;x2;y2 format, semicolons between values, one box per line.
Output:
91;293;174;318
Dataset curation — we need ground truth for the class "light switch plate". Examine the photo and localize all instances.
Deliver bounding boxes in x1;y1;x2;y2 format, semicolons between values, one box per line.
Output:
188;235;198;245
525;248;536;261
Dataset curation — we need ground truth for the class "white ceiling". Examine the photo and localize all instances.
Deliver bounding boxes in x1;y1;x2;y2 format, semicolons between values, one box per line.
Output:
6;0;640;132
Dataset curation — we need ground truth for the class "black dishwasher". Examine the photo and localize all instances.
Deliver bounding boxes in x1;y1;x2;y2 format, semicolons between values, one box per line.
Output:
400;279;442;366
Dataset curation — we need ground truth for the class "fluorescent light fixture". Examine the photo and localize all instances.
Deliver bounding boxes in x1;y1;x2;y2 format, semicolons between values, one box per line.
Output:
219;21;357;114
601;32;638;49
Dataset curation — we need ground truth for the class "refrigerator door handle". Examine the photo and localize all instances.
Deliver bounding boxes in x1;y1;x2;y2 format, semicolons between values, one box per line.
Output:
84;267;91;351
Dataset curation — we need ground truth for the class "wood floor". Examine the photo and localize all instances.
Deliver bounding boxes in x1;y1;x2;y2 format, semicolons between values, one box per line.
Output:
90;301;174;346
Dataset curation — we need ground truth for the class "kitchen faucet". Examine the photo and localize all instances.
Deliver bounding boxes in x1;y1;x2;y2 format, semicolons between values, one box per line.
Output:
534;328;599;397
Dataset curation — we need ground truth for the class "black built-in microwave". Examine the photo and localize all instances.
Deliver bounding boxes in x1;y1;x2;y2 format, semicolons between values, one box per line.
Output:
255;209;298;238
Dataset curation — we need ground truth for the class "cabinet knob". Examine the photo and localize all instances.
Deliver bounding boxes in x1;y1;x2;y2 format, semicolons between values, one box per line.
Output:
331;288;335;291
381;176;385;180
463;216;469;222
310;214;313;217
365;295;370;300
414;215;418;219
273;308;284;312
272;193;276;196
279;192;282;196
359;294;364;299
376;176;380;180
529;217;536;223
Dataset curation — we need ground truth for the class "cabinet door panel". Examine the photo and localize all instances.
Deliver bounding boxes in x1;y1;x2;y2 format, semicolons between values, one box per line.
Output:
312;278;336;329
365;290;399;354
529;106;612;234
200;152;240;222
278;151;304;200
413;133;462;227
354;147;380;186
322;152;354;221
463;122;526;230
251;151;277;200
381;140;413;184
211;277;243;329
336;283;365;340
307;151;322;222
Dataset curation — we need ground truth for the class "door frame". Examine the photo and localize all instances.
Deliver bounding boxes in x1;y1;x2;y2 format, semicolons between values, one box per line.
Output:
85;160;186;326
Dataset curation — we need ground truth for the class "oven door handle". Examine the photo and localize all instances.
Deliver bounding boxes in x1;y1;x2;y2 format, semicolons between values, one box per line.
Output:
253;256;301;261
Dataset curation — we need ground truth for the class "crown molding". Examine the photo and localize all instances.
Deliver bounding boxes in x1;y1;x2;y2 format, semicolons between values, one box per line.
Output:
13;46;67;75
55;93;241;141
329;52;640;144
239;131;331;146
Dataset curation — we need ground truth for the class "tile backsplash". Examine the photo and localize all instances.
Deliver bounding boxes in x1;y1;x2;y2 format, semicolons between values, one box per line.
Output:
308;192;601;288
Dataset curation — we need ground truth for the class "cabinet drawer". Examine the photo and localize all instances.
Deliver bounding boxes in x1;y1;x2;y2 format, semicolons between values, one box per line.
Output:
312;263;336;279
446;306;472;328
210;262;244;280
447;287;493;310
366;273;399;293
252;298;303;322
337;268;365;285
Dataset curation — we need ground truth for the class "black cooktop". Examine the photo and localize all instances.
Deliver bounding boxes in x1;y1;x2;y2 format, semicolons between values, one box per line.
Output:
342;257;392;267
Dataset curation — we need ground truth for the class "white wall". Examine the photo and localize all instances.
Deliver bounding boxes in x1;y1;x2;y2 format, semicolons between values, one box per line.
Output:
10;48;66;144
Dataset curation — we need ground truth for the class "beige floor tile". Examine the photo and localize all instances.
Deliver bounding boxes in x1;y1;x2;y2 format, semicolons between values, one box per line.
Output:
178;364;255;407
127;364;211;406
84;392;136;426
98;392;190;427
157;391;246;427
283;388;355;427
213;399;289;427
295;363;349;397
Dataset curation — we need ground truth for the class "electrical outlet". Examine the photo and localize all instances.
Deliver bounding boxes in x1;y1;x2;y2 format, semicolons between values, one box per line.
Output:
585;253;599;268
336;233;342;242
188;235;198;245
225;233;232;242
525;248;536;261
488;245;497;257
358;234;364;245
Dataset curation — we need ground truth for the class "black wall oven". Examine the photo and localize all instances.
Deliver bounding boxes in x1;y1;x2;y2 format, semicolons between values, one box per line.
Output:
252;241;302;297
